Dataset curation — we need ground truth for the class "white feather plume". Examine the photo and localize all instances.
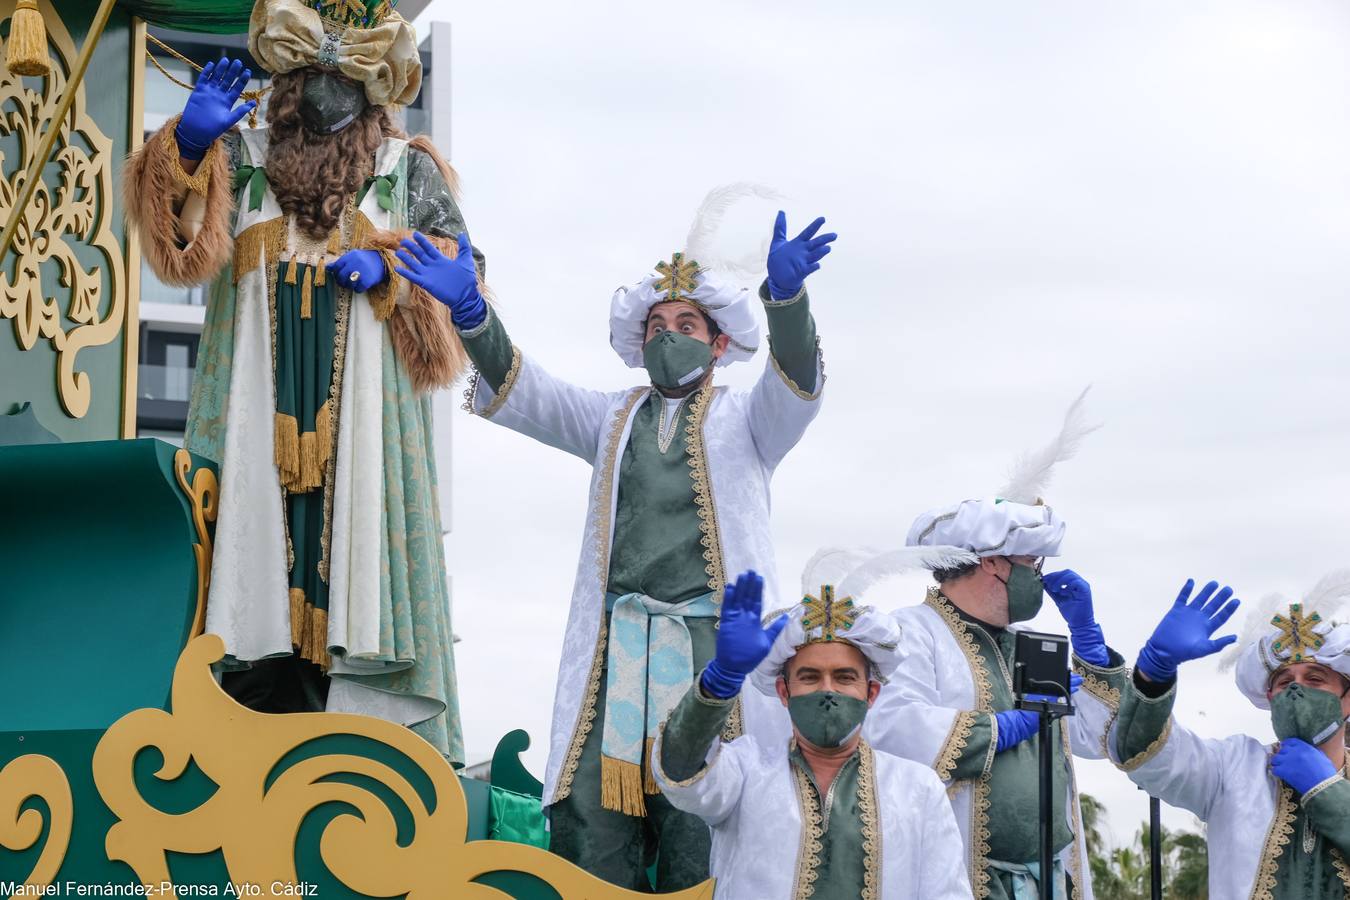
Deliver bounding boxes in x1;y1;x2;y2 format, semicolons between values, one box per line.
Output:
836;546;980;600
1218;569;1350;671
683;182;784;280
997;386;1102;504
799;546;881;598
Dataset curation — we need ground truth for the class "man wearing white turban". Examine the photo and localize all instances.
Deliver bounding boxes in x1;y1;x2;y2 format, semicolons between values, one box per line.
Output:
1107;572;1350;899
428;187;835;890
864;391;1129;900
652;570;972;899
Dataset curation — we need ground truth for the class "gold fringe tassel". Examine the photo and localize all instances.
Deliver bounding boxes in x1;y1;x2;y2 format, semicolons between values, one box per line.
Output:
314;258;327;286
643;736;662;795
7;1;50;78
297;431;321;492
600;755;648;817
289;587;331;670
274;411;300;490
285;255;298;285
233;218;286;284
300;264;313;319
327;228;342;255
315;398;333;467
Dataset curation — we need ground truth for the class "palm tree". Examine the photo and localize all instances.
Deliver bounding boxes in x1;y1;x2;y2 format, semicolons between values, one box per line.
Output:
1079;794;1208;899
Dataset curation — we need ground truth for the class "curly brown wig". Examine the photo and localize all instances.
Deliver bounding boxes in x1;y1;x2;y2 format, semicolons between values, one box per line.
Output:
266;69;401;241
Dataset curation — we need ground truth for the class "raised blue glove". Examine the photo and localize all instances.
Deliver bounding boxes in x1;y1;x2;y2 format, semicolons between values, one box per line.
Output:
700;570;789;699
1044;569;1108;667
996;675;1081;752
176;58;256;161
394;231;486;330
765;211;837;301
1136;579;1240;683
1271;737;1339;795
326;249;387;293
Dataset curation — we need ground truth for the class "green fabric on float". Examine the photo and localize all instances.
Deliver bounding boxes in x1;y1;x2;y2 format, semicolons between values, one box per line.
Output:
116;0;253;33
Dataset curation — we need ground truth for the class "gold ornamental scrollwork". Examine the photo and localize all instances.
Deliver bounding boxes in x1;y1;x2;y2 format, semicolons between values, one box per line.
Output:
0;754;74;888
93;634;715;900
172;448;218;641
0;0;126;419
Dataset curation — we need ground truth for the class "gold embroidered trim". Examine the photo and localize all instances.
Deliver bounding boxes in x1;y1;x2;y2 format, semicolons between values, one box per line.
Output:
649;720;721;789
1075;665;1124;759
1062;723;1085;900
476;347;522;419
1117;717;1173;773
721;696;743;742
1333;847;1350;893
858;742;881;900
1250;783;1297;900
1298;771;1346;807
552;388;646;803
790;757;824;900
162;118;219;197
769;334;826;401
685;384;727;596
924;588;994;899
935;710;979;783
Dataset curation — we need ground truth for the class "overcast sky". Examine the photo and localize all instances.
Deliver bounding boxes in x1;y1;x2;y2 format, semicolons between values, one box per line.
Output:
416;0;1350;846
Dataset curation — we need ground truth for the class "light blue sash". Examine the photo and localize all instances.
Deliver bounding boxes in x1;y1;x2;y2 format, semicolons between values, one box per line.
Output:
599;590;718;815
987;857;1067;900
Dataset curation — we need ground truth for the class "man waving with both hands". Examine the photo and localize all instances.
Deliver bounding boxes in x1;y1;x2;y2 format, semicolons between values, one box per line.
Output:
392;195;837;891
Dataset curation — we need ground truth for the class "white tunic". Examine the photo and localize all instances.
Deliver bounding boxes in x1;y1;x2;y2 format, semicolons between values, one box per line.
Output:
651;730;973;900
858;600;1118;900
468;344;823;806
1109;717;1319;898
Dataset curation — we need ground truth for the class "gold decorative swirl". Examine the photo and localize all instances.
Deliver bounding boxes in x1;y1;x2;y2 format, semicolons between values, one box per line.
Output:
92;634;713;900
172;449;218;640
0;1;126;419
1061;722;1085;900
0;754;73;889
934;709;979;783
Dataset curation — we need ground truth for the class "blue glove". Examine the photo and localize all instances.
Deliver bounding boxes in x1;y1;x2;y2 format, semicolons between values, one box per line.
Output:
765;211;837;300
700;570;789;699
1136;579;1241;683
1271;737;1339;794
176;58;256;161
1044;569;1108;667
394;231;486;330
996;675;1081;752
326;250;387;293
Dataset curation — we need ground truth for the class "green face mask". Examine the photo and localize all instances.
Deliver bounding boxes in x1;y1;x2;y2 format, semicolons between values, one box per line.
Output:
1271;682;1346;746
997;562;1044;623
643;331;713;392
787;690;869;749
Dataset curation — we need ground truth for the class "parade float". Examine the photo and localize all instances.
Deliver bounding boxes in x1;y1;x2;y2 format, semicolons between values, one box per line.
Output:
0;2;712;896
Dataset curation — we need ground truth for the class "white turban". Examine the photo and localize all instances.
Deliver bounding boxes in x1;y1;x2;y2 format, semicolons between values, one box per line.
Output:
608;267;760;369
1233;616;1350;710
907;497;1065;560
748;598;901;697
249;0;423;108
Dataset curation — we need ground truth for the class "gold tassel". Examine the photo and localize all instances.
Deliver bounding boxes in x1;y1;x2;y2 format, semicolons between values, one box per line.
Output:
298;430;321;492
273;412;300;491
315;398;333;473
327;228;341;255
301;264;313;319
289;588;331;671
314;258;327;286
643;737;661;795
600;755;648;817
233;218;285;284
6;0;50;78
285;255;298;285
